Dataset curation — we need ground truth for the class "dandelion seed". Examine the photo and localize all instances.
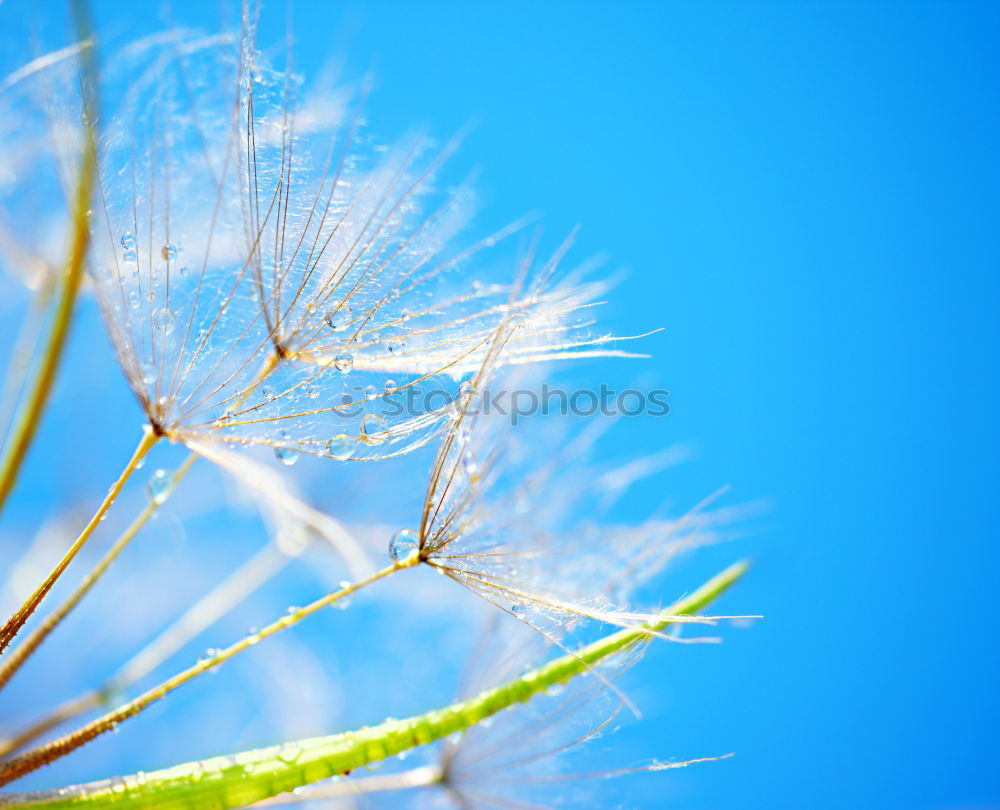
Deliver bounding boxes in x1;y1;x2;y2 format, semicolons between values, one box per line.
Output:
407;348;739;642
85;29;626;481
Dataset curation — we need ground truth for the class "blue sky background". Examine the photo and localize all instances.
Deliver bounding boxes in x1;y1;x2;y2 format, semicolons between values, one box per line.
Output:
2;2;998;809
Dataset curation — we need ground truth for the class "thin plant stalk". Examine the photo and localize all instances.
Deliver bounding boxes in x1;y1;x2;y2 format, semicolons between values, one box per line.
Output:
109;540;289;695
0;158;89;514
0;453;196;691
0;427;160;655
0;537;289;759
0;277;58;446
0;557;421;786
0;4;96;516
0;350;283;674
0;561;748;805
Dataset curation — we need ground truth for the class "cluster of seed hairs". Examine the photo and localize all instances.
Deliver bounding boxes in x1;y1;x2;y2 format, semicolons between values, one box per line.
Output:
87;24;646;472
249;613;727;810
433;615;729;810
0;40;89;292
409;355;738;653
0;5;752;807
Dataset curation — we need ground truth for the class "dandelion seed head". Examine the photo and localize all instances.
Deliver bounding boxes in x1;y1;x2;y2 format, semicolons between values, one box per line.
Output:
83;28;636;493
417;361;735;640
0;40;89;290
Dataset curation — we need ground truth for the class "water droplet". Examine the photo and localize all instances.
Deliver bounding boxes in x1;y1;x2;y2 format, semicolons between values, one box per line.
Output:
178;265;190;278
161;244;178;261
334;354;354;374
307;384;321;399
335;580;353;609
261;385;275;400
389;529;419;562
147;469;173;505
364;384;378;401
327;435;356;459
325;305;353;331
384;379;397;395
122;249;137;264
152;308;175;335
510;603;526;617
360;414;389;445
120;232;136;250
277;745;303;765
400;308;412;322
386;338;406;354
198;648;220;666
274;444;299;466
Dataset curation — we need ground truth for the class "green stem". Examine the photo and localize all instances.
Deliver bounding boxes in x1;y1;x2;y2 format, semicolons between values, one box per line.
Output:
0;561;748;810
253;764;442;806
0;560;414;785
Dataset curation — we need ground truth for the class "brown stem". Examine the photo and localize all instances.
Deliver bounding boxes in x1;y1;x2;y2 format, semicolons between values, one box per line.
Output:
0;558;415;786
0;428;159;655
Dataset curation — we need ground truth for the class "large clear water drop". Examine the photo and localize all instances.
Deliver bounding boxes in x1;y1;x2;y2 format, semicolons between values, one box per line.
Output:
327;436;356;459
360;414;389;445
147;469;173;505
389;529;419;562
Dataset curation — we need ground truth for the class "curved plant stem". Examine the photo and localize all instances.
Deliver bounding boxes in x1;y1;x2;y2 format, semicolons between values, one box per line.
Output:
0;428;160;655
0;347;290;688
0;453;196;692
0;277;58;446
0;693;99;765
0;561;748;804
0;14;96;516
0;539;291;759
0;557;419;786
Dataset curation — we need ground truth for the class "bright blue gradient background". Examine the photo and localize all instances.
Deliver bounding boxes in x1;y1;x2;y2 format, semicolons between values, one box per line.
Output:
4;2;999;808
